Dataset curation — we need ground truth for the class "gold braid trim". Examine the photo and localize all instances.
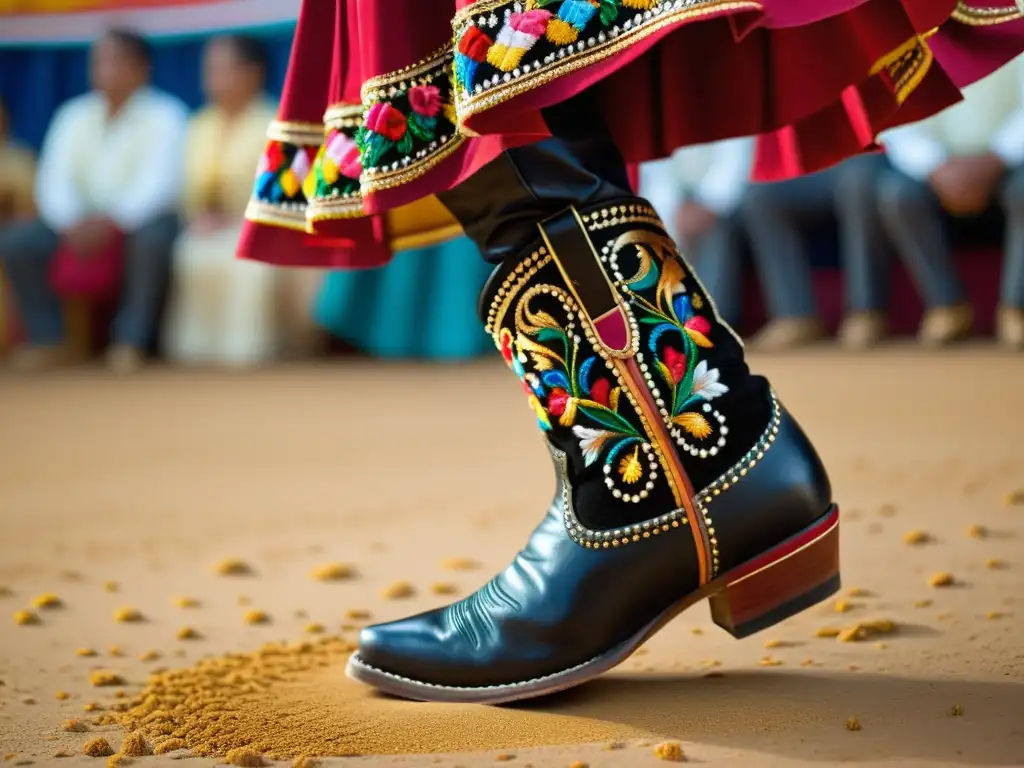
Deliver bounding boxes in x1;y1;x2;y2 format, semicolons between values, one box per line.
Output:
951;1;1024;25
266;120;324;145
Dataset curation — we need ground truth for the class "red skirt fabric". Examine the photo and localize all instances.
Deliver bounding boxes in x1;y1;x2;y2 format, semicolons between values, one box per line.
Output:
238;0;1024;269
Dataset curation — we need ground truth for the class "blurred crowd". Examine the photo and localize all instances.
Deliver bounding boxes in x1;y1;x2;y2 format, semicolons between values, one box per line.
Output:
639;53;1024;352
1;29;1023;375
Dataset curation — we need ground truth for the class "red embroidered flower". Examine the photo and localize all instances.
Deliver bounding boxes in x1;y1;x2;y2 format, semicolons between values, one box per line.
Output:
365;102;407;141
663;346;687;383
339;144;362;179
547;387;571;416
458;26;493;61
408;85;442;118
499;329;514;365
684;315;711;336
589;378;611;407
509;9;552;36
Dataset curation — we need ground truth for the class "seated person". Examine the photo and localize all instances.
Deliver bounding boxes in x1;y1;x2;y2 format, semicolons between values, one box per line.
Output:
162;35;290;368
878;56;1024;349
0;29;186;373
738;153;890;350
0;99;36;353
638;137;752;331
0;99;36;227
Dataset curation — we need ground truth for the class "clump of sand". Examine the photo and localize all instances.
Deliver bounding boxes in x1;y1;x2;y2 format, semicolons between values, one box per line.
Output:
13;610;40;626
83;737;114;757
119;732;151;757
380;582;415;600
216;559;254;576
90;671;125;687
441;557;480;571
310;563;356;581
654;741;686;761
113;608;144;623
31;593;63;609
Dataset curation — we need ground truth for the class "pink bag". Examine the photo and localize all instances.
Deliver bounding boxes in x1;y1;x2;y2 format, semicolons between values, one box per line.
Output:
49;230;124;300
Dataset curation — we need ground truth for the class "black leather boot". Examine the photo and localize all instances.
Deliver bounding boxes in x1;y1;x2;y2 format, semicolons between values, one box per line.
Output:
347;141;839;705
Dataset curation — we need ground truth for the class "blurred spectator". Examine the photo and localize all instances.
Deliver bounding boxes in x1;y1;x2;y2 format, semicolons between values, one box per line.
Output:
879;57;1024;348
0;29;186;373
0;99;36;226
161;35;285;368
638;137;753;329
738;154;889;351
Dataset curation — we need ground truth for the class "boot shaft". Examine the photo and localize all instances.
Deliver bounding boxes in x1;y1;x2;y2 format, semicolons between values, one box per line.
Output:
481;198;777;582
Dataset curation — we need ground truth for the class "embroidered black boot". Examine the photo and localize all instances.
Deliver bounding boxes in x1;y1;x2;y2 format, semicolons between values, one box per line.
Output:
346;137;839;705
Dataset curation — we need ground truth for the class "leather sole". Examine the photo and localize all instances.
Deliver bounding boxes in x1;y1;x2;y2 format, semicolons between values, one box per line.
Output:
346;504;840;704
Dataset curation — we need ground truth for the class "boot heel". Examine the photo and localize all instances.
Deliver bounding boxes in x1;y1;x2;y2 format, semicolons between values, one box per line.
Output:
708;505;840;639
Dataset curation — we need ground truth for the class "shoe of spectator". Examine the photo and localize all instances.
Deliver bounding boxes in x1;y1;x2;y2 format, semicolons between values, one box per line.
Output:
6;345;77;373
106;344;145;374
749;317;825;352
837;311;887;350
918;304;973;348
996;306;1024;350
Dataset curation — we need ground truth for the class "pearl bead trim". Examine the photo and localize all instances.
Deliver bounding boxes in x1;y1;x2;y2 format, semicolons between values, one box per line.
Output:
551;446;688;550
694;390;782;576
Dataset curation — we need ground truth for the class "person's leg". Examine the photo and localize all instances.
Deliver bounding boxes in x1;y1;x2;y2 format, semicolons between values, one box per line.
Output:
834;154;891;349
689;214;743;329
111;212;179;370
998;165;1024;348
348;95;838;703
0;219;64;350
737;175;825;351
876;171;971;346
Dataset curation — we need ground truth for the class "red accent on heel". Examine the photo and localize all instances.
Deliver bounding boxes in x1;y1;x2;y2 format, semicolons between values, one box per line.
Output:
708;505;840;639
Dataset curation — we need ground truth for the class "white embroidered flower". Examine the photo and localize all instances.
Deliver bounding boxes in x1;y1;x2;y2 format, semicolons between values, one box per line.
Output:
573;426;612;466
690;360;729;400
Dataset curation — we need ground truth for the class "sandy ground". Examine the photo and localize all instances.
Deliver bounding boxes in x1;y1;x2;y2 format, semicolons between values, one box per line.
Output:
1;347;1022;768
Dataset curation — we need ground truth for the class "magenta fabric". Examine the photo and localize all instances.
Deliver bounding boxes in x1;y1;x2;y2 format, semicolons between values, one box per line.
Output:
48;231;125;301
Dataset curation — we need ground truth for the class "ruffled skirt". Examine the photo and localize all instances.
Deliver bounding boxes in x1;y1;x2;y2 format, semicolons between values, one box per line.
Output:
238;0;1024;269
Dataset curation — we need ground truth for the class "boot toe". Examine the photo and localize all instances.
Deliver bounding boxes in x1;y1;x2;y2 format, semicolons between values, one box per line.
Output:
356;614;452;683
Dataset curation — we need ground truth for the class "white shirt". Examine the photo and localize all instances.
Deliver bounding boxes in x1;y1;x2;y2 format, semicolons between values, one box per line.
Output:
639;137;754;241
34;86;188;232
881;57;1024;181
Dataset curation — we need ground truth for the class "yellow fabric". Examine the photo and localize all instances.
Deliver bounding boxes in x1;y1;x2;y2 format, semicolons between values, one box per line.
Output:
385;195;463;252
0;141;36;220
183;97;279;222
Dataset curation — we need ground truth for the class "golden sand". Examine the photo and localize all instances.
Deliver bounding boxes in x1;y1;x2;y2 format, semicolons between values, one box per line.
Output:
115;636;640;759
172;597;200;608
216;559;254;576
60;719;88;733
31;594;62;609
654;741;686;761
118;732;150;757
13;610;39;626
929;573;955;588
380;581;415;600
90;672;125;687
310;563;356;581
82;738;114;757
113;608;144;623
